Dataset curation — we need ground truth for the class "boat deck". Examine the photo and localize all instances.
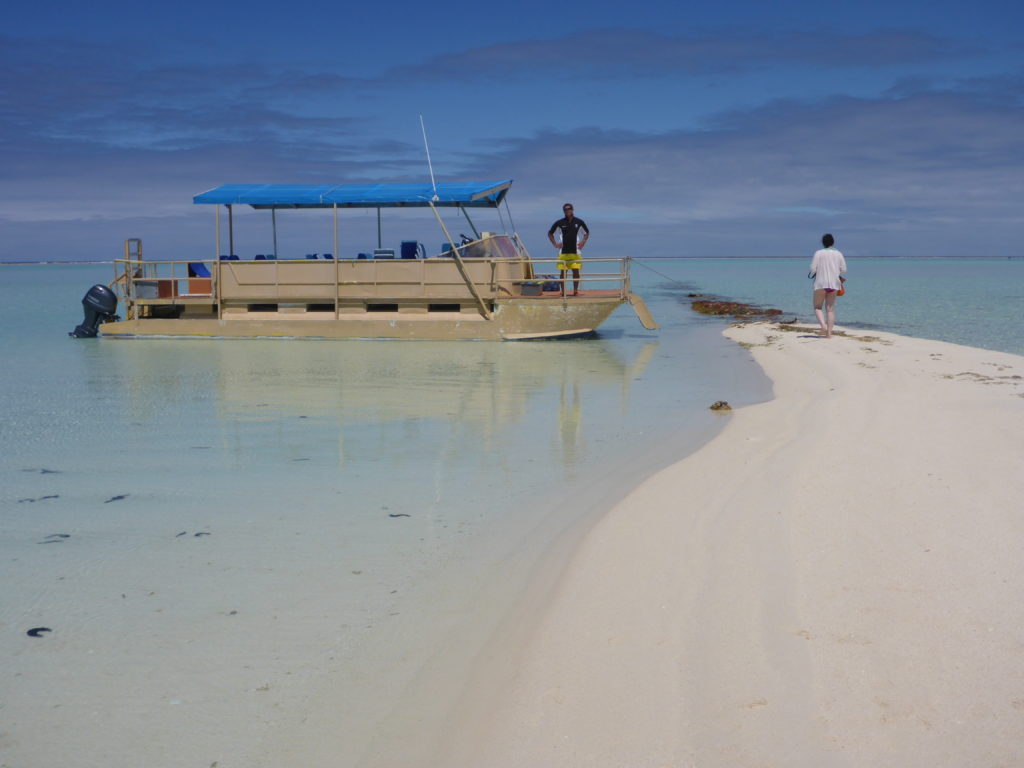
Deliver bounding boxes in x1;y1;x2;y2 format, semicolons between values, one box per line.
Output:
525;288;622;298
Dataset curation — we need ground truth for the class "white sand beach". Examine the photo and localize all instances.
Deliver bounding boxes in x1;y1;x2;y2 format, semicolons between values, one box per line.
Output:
441;323;1024;767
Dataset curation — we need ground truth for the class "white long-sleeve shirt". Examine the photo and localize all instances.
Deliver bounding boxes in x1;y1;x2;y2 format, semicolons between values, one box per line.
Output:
810;247;847;291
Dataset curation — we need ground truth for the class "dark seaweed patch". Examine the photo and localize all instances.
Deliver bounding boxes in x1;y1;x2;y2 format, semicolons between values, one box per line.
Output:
39;534;70;544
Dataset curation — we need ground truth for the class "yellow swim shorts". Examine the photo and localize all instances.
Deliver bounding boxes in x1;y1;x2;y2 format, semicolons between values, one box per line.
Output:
557;254;582;271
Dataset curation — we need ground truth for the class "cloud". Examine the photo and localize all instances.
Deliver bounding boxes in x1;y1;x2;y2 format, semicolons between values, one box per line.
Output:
463;84;1024;256
6;81;1023;258
0;25;983;161
389;27;974;81
0;36;369;152
0;34;428;226
1;29;1019;259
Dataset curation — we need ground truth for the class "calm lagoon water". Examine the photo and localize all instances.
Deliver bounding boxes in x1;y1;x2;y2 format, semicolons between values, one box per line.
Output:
0;261;767;766
2;256;1020;765
641;257;1024;356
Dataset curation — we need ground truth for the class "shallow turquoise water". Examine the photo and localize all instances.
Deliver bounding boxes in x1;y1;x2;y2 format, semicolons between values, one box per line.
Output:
4;257;1017;553
638;257;1024;356
1;263;767;758
2;257;1018;765
1;263;762;508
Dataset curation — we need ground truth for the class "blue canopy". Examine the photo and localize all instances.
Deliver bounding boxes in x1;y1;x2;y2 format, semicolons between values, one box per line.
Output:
193;180;513;209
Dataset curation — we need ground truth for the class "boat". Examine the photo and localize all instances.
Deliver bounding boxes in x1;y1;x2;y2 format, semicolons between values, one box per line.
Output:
70;180;658;341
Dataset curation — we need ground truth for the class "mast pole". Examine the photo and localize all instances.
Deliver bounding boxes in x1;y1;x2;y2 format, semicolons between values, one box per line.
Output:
428;201;492;320
420;115;439;201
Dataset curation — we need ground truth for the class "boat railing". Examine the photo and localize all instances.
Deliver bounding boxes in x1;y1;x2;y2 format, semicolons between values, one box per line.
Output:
523;256;629;294
110;249;632;319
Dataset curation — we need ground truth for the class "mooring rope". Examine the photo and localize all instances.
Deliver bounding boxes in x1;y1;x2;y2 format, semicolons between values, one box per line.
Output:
630;257;690;289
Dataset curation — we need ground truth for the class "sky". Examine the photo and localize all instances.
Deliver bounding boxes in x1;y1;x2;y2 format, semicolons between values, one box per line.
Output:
2;0;1022;260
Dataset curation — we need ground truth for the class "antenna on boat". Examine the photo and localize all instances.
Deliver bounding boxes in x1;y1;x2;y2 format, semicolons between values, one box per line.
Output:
420;115;439;202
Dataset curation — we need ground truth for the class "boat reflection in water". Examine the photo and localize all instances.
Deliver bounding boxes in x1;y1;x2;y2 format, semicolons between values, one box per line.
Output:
94;335;657;478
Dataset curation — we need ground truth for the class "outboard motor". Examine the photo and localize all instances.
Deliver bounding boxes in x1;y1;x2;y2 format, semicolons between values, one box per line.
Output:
70;284;118;338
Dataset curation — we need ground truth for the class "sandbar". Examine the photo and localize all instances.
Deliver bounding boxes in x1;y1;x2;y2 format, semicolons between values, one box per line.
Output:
441;323;1024;767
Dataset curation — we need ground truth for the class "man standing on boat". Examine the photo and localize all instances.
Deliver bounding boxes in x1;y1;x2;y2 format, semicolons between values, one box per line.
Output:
548;203;589;296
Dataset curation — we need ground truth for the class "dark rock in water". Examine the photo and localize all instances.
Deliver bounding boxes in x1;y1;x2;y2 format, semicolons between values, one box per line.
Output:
104;494;128;503
691;299;783;319
27;627;52;638
388;514;411;518
709;400;732;411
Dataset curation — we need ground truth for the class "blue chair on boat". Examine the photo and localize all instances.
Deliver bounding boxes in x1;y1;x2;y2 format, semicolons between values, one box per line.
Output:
228;254;239;260
186;262;213;295
357;253;370;259
265;254;276;260
401;241;425;259
306;253;318;259
441;243;454;256
255;254;267;260
323;253;334;260
220;254;230;260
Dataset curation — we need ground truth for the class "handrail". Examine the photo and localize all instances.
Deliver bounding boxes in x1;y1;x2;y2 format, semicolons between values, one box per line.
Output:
111;254;632;304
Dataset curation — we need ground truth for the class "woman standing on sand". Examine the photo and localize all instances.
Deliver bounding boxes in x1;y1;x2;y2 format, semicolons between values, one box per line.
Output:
809;233;847;338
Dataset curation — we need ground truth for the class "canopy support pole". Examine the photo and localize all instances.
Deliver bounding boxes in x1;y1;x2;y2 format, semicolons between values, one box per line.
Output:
377;208;382;248
272;209;278;258
214;206;220;258
459;205;480;239
503;198;518;236
333;203;339;258
429;201;492;321
227;204;234;257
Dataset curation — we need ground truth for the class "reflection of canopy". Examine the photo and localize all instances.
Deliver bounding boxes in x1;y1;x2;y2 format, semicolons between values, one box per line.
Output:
193;181;513;210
